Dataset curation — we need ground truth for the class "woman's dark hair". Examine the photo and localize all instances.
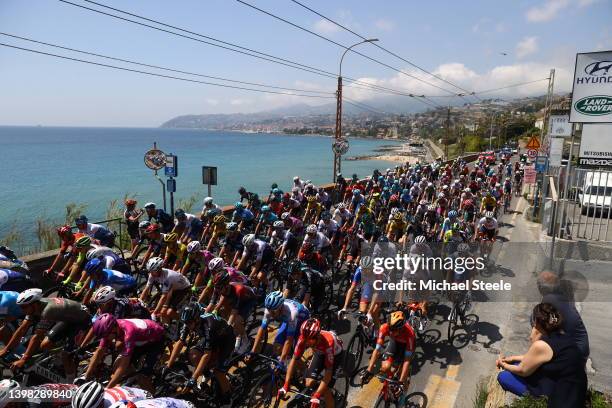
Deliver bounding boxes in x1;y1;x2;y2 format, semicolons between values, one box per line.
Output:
531;303;563;333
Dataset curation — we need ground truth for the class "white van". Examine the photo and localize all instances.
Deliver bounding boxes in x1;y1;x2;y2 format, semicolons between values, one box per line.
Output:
578;171;612;216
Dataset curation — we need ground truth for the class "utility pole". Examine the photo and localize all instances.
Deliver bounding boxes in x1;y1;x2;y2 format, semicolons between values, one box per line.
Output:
541;69;556;158
489;113;494;150
445;106;450;160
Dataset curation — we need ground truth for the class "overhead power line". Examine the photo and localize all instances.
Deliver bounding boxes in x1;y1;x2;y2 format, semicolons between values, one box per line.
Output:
343;97;389;115
235;0;461;97
0;42;335;99
471;78;551;95
0;32;333;95
288;0;479;100
60;0;441;109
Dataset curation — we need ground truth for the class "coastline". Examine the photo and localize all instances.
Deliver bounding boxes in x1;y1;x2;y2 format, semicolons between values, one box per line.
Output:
345;141;426;163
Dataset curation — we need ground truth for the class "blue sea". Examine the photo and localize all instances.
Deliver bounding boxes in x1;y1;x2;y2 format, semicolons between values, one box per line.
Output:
0;126;398;251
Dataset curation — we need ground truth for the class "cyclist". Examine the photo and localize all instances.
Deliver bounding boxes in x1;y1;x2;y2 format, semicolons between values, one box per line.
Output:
140;257;190;323
477;211;498;258
236;234;274;287
205;214;227;251
281;211;304;236
75;215;115;248
208;272;257;354
167;303;235;407
503;177;513;208
283;260;325;311
303;224;332;260
0;268;35;293
251;291;310;364
0;291;24;345
332;203;352;229
86;245;131;274
361;311;415;399
337;227;363;270
60;235;94;284
297;242;327;274
78;258;137;303
254;205;278;236
139;224;164;269
44;225;84;276
174;209;203;245
317;211;339;246
480;192;497;215
0;289;91;381
124;199;144;252
86;315;164;391
161;232;187;270
181;241;214;292
271;220;298;260
231;202;255;230
144;203;174;233
217;222;243;266
386;211;407;243
278;318;343;408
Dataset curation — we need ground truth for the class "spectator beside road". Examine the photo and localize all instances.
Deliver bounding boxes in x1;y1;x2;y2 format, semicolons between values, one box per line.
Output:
537;270;590;362
496;303;587;408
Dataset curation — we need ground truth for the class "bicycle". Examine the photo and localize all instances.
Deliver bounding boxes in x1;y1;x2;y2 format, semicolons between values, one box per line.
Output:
344;312;376;376
355;368;410;408
447;290;472;341
247;353;287;408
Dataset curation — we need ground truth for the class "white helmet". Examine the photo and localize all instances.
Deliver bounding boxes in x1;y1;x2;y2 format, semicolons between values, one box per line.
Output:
336;203;345;209
273;220;285;229
414;235;427;244
306;224;317;234
203;197;213;206
242;234;256;247
92;286;116;304
293;176;300;182
186;241;201;253
86;247;106;261
72;381;104;408
281;212;290;220
390;208;400;215
208;257;225;272
138;220;151;229
16;288;43;305
146;257;164;272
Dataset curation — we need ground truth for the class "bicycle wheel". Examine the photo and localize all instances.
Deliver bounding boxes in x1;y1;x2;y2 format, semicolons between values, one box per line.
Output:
447;304;458;341
249;372;281;408
336;274;351;308
374;393;397;408
345;332;365;375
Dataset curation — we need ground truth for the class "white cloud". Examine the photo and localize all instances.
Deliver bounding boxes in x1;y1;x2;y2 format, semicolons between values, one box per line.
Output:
205;98;219;106
230;98;252;106
516;36;539;59
374;18;395;32
313;19;340;34
526;0;569;22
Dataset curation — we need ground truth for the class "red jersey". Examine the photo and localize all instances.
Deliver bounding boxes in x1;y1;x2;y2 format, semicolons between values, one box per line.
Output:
60;232;85;252
294;330;343;369
377;322;416;353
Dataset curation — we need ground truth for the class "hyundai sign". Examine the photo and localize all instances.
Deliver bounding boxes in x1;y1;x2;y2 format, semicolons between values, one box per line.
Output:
570;51;612;123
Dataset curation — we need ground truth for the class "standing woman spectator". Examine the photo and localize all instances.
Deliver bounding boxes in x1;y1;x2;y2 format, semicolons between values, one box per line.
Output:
124;199;143;253
496;303;587;408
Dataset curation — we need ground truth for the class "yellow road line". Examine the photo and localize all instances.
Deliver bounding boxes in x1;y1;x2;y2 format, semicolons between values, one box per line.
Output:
422;364;461;408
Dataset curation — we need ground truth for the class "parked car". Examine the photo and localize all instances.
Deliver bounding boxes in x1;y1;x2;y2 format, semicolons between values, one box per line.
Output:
578;171;612;216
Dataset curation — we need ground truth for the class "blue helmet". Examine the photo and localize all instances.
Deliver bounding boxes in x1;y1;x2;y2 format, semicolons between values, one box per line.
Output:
261;205;270;213
85;258;104;275
264;291;284;310
448;210;458;218
234;202;244;210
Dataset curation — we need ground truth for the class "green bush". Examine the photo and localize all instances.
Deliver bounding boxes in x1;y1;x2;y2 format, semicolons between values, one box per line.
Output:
509;396;548;408
472;380;489;408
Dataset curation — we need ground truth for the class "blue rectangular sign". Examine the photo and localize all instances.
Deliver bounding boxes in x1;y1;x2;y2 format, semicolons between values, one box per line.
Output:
535;156;547;173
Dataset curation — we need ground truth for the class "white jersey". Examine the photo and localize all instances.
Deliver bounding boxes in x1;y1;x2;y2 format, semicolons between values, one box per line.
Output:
104;386;151;407
317;219;338;237
79;223;104;238
147;268;190;293
477;217;498;231
130;398;195;408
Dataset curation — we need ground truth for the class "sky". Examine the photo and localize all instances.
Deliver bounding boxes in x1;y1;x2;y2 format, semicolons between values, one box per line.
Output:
0;0;611;127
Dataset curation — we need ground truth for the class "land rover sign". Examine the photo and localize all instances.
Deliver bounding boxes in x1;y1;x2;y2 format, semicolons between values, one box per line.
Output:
570;51;612;123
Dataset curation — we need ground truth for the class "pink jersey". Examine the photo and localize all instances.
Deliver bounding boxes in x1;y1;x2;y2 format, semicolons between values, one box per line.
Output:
226;267;249;284
100;319;164;356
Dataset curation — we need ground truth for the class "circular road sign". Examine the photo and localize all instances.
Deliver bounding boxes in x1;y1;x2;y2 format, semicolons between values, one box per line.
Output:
144;148;167;170
332;138;349;156
527;149;538;159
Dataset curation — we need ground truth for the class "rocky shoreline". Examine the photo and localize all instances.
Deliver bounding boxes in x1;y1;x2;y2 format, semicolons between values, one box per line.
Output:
345;142;425;163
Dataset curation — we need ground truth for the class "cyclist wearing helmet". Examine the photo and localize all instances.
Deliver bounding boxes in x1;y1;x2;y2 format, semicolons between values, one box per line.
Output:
198;257;247;304
236;234;274;287
78;258;137;303
337;227;363;270
204;214;227;251
59;234;95;284
477;211;498;241
270;220;298;259
279;318;343;408
362;311;415;397
140;224;164;269
254;205;278;236
181;241;215;293
144;203;173;233
251;291;310;365
283;260;325;312
332;203;352;228
173;209;203;245
298;242;327;273
1;289;90;379
75;215;115;248
218;222;244;266
168;304;235;407
303;224;331;256
303;195;322;224
161;232;187;270
124;199;144;252
386;211;407;243
317;211;339;244
353;205;376;241
86;245;130;274
481;192;497;214
208;274;257;355
72;381;152;408
231;202;255;229
0;291;24;345
44;225;85;277
349;188;365;214
140;257;190;323
282;211;304;236
86;315;164;391
281;192;301;215
440;210;459;240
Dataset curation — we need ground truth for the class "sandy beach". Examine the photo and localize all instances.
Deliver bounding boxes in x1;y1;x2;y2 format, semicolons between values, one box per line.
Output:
345;142;426;163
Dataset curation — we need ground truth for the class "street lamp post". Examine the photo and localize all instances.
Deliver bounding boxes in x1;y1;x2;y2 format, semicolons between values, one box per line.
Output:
333;38;378;182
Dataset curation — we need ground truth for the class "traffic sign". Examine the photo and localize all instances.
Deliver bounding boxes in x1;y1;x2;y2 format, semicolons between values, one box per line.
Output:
535;156;548;173
526;135;541;150
164;154;178;177
527;149;538;158
524;165;537;184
